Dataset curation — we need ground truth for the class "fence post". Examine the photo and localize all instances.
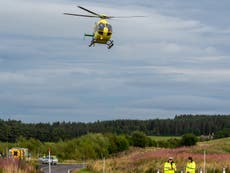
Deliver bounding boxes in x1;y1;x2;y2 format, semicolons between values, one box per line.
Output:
199;167;203;173
103;157;105;173
223;167;226;173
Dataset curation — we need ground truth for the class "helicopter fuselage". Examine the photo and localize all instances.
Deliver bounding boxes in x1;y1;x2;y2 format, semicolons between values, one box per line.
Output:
84;19;114;49
93;19;112;44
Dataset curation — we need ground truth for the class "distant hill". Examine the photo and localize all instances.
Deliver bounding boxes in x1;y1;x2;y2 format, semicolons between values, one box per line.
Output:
0;115;230;142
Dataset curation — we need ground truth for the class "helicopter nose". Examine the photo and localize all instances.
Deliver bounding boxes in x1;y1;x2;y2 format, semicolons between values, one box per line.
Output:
103;27;109;37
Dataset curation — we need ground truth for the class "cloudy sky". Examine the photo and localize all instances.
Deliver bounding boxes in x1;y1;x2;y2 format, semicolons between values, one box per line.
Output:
1;0;230;122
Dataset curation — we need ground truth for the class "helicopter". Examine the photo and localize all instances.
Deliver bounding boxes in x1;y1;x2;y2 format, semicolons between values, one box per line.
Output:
64;6;145;49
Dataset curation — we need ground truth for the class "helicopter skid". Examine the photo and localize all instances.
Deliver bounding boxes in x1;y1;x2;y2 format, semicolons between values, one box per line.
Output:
89;39;96;47
106;40;113;49
88;39;114;49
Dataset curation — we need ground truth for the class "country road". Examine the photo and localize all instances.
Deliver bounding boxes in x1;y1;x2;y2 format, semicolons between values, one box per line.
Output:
40;163;85;173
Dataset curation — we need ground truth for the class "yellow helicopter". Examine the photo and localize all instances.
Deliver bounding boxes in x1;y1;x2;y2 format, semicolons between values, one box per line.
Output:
64;6;144;49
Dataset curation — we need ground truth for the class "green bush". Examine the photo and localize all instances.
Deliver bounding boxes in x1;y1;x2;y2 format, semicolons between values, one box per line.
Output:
106;133;129;154
131;131;149;148
157;140;170;148
215;128;230;138
181;133;198;146
167;138;181;148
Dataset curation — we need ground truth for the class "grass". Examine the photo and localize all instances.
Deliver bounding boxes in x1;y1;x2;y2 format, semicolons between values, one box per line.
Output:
149;136;181;141
193;137;230;154
0;158;39;173
87;137;230;173
73;168;94;173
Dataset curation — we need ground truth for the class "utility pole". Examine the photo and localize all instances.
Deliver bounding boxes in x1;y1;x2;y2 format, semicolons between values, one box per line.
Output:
49;148;51;173
6;122;9;158
203;150;206;173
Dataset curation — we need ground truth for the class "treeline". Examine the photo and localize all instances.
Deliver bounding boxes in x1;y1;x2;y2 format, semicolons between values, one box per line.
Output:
0;115;230;142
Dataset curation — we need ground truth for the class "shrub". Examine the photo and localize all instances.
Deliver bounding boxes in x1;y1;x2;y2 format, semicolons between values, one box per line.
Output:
167;138;181;148
181;133;198;146
131;131;149;148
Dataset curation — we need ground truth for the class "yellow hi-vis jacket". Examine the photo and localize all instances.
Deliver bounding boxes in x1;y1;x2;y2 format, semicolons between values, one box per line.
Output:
186;161;196;173
164;162;176;173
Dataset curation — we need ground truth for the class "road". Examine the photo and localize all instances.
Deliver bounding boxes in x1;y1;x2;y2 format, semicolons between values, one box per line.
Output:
40;163;85;173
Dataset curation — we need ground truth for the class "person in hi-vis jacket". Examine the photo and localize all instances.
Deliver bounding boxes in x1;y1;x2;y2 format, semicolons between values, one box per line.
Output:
164;157;177;173
186;157;196;173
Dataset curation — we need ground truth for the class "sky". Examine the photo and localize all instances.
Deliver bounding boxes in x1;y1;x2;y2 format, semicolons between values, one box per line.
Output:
1;0;230;122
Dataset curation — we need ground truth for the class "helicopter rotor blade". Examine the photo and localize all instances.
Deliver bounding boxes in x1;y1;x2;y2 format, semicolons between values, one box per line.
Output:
108;15;146;19
65;6;147;19
77;6;101;17
63;13;99;18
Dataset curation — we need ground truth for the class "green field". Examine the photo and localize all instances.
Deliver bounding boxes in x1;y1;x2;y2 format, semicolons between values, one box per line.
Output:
149;136;181;141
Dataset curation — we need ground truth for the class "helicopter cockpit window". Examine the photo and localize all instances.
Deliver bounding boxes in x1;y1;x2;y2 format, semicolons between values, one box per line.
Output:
98;23;105;30
106;24;112;32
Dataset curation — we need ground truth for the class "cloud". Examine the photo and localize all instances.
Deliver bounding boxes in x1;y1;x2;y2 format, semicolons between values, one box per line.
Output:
0;0;230;122
128;95;230;110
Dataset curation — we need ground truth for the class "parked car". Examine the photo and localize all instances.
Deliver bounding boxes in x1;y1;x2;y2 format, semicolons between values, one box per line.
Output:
41;156;58;165
38;156;45;162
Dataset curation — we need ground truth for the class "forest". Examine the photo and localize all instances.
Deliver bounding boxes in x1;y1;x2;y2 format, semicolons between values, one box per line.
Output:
0;115;230;142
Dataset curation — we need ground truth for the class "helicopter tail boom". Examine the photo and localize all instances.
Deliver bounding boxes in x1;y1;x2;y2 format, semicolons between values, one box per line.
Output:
84;33;94;37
